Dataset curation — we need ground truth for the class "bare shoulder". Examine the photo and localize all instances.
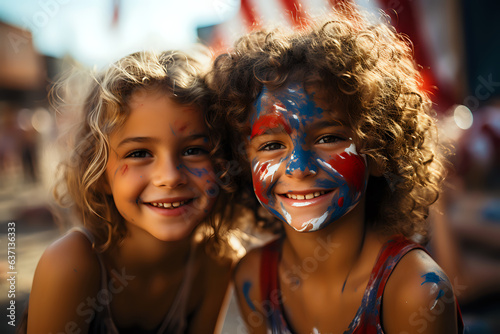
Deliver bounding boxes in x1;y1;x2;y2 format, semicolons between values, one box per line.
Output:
232;244;270;334
27;230;101;333
233;244;264;302
383;248;459;334
38;230;100;273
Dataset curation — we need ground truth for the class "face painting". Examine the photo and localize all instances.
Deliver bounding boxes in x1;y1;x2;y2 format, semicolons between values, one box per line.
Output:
248;82;368;232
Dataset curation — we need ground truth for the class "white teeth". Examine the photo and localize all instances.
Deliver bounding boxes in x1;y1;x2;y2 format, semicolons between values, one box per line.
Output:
150;200;186;209
286;191;326;200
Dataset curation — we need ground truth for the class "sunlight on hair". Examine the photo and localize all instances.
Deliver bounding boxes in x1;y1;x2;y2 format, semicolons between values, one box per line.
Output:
228;233;247;258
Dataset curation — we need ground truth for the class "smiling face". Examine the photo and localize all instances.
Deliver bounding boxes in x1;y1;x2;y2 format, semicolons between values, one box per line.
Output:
105;88;217;241
247;82;369;232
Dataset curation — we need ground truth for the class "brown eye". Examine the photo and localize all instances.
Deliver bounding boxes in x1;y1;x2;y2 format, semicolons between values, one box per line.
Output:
183;147;209;156
126;150;152;158
317;135;344;144
259;142;285;151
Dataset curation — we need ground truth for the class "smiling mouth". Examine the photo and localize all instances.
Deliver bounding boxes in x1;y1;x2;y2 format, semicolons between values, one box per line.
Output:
148;199;193;209
282;191;330;200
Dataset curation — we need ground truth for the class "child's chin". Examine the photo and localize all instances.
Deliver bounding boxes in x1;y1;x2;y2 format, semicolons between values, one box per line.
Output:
153;226;198;242
286;217;331;232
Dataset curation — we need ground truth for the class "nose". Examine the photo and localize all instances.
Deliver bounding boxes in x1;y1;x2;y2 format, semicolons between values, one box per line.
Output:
152;156;188;189
285;145;317;178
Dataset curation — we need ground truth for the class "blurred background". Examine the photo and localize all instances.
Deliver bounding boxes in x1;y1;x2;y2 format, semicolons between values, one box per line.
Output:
0;0;499;333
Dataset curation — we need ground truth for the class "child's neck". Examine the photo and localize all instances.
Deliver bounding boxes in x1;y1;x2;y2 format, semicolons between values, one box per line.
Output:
108;225;194;275
281;201;368;279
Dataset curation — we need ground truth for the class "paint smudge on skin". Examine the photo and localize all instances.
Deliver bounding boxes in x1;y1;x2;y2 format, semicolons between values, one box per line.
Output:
421;272;446;310
242;281;256;311
297;211;329;231
250;108;292;139
326;150;366;192
121;164;128;175
180;164;210;178
286;142;317;175
206;186;218;197
338;197;344;207
114;166;120;178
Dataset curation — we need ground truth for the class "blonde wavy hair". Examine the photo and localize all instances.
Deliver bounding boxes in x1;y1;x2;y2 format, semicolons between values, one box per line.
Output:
53;48;234;252
208;6;445;242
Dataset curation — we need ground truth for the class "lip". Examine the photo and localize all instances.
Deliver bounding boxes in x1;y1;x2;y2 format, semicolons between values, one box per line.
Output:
278;189;334;208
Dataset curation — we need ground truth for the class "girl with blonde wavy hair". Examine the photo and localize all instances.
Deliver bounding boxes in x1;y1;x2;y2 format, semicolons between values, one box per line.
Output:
24;48;235;333
209;5;464;334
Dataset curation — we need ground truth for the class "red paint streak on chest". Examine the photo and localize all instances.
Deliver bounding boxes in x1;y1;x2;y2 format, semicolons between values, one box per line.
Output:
251;108;291;139
328;152;365;192
252;162;270;204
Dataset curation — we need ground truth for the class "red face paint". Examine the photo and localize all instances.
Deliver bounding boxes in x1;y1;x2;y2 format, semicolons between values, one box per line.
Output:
252;161;270;205
121;164;128;175
327;152;366;192
250;109;292;139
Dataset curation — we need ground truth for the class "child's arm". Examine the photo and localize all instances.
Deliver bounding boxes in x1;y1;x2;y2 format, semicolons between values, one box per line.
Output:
188;255;232;334
232;247;269;334
382;249;460;334
27;231;101;334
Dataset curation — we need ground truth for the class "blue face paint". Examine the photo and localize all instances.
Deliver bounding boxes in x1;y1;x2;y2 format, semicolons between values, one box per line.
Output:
249;82;368;232
184;166;210;177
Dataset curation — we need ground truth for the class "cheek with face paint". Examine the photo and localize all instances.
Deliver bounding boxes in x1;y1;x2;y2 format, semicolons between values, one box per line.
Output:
312;144;368;230
251;158;288;223
179;164;218;198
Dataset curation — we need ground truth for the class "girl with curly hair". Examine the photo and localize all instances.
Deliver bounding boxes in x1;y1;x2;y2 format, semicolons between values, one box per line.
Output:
209;5;463;334
23;48;235;333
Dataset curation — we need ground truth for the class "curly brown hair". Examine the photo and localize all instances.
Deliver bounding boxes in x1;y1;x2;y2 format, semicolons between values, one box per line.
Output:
53;48;235;253
208;6;445;242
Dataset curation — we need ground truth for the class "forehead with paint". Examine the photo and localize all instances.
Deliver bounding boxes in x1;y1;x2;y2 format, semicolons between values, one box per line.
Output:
250;82;326;138
248;82;369;232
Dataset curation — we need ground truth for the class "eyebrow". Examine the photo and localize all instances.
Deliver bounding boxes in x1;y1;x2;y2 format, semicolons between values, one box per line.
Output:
251;113;292;139
117;134;209;148
308;119;345;130
250;118;346;138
